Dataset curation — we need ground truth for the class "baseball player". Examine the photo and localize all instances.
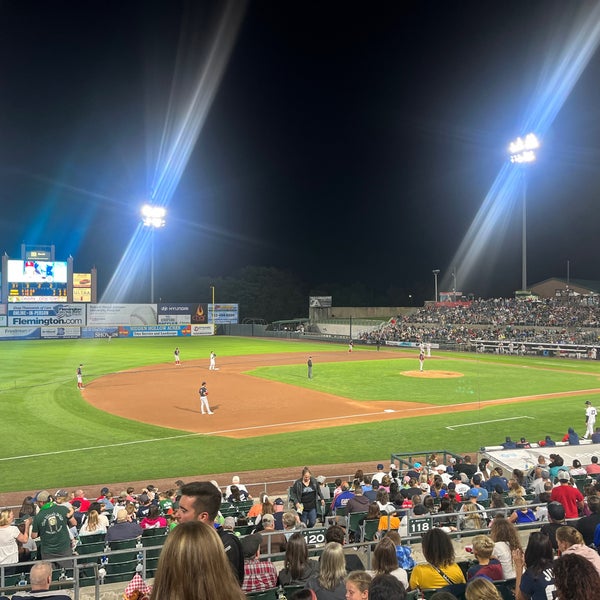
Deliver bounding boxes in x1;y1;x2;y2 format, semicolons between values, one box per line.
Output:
174;347;181;365
348;340;353;353
199;382;213;414
76;364;84;390
583;400;597;439
307;356;313;379
419;349;425;372
209;351;216;370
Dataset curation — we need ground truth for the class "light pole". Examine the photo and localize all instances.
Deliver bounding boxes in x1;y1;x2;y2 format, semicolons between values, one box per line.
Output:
210;285;215;333
509;133;539;292
432;269;440;302
141;204;166;303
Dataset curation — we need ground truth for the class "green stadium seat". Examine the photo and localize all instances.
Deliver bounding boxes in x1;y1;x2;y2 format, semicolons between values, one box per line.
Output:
246;588;279;600
360;518;380;542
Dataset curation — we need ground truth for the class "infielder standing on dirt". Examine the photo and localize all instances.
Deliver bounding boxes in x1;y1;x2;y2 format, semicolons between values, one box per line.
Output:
199;382;213;414
209;351;216;370
419;349;425;372
174;347;181;365
307;356;313;379
584;400;597;439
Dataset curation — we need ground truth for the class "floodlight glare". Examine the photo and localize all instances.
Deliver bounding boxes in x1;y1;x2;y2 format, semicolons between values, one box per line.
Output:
509;133;540;163
141;204;166;228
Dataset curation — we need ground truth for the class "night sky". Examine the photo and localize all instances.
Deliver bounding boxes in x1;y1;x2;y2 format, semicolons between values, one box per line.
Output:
1;1;600;304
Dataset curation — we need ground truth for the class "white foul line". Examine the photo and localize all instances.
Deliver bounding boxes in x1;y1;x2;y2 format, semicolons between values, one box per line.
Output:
446;416;535;430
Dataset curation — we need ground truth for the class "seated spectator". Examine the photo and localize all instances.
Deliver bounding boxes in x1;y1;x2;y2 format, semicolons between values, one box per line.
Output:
382;530;415;570
277;532;318;586
487;492;508;522
227;485;249;503
305;542;347;600
368;537;408;589
489;516;522;579
562;427;580;445
240;533;277;594
516;437;531;449
325;524;364;572
501;436;517;449
148;520;245;600
466;535;503;581
485;468;509;493
258;513;286;555
346;484;370;515
225;476;251;500
247;493;271;522
548;455;565;480
376;489;397;515
140;505;167;529
345;571;372;600
507;479;526;498
556;526;600;577
586;455;600;475
408;528;466;590
569;459;587;476
591;427;600;444
458;502;486;531
78;509;107;536
11;561;71;600
105;509;143;543
512;531;555;600
577;495;600;545
272;497;286;530
508;498;537;524
369;573;407;600
465;577;502;600
82;502;110;530
542;435;557;447
539;501;566;551
282;510;306;540
553;553;600;600
332;481;354;514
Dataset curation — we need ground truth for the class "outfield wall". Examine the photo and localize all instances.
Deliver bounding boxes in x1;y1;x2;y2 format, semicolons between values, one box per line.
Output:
0;302;238;340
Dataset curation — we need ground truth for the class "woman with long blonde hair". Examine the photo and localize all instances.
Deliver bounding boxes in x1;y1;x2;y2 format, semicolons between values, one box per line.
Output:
79;509;106;536
306;542;347;599
150;521;245;600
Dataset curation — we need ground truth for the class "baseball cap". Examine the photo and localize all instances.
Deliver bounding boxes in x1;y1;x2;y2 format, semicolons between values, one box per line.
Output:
377;464;384;470
100;487;109;495
548;501;565;521
261;514;275;525
223;516;236;529
557;471;570;481
316;476;326;484
413;462;422;469
586;401;592;405
274;498;285;506
55;489;68;498
435;464;447;472
36;490;50;503
467;488;479;498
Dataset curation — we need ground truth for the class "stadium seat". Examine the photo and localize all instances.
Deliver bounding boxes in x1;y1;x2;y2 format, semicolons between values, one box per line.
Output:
246;588;279;600
360;518;380;542
494;578;516;600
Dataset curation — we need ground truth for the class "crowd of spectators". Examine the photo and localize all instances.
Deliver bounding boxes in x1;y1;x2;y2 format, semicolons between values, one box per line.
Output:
2;458;600;599
360;297;600;348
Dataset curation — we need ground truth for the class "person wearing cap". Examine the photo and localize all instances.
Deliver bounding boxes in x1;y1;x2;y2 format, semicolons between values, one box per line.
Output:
31;491;77;563
371;464;386;484
551;471;584;519
457;489;488;530
96;487;114;512
583;400;597;440
540;501;566;551
316;475;331;500
257;513;286;555
240;534;277;593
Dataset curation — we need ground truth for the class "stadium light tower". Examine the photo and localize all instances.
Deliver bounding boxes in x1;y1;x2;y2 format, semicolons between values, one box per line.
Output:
509;133;540;292
141;204;166;303
432;269;440;302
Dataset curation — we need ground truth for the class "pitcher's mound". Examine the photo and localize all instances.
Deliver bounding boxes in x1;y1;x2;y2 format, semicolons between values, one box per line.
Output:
402;370;464;379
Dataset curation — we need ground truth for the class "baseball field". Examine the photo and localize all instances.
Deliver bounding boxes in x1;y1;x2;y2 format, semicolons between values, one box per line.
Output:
1;335;599;496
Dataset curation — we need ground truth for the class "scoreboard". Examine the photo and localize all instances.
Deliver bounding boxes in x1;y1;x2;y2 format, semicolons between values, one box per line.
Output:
7;260;68;303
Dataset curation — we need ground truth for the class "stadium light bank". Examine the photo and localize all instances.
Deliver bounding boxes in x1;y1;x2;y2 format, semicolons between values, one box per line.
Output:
508;133;540;293
141;204;166;303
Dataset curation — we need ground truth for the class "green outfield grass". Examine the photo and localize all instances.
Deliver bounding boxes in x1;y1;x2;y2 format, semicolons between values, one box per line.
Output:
0;337;598;494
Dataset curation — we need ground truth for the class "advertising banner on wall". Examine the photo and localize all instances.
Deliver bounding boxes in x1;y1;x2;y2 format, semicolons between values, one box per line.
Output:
191;324;215;336
88;304;157;326
309;296;332;308
82;327;119;339
0;304;6;327
117;325;191;338
0;327;40;340
208;303;239;324
41;327;81;339
7;304;86;326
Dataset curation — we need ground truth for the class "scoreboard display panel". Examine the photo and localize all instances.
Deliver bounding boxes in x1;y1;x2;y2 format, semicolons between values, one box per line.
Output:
7;260;68;302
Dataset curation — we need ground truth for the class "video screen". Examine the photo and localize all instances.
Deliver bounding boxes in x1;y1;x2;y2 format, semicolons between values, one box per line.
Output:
7;260;68;283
